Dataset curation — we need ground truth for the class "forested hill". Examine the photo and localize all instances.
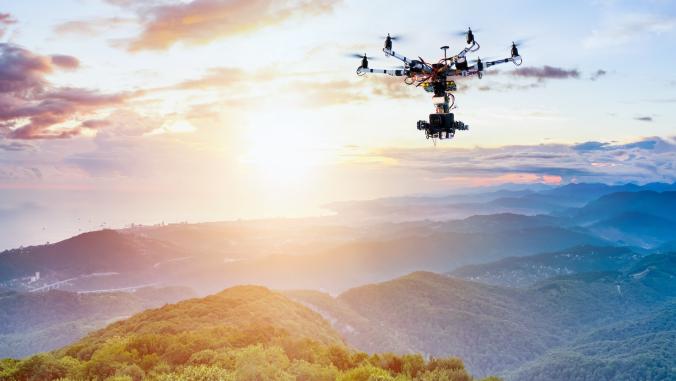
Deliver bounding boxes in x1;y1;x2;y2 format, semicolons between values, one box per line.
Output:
0;286;500;381
288;252;676;380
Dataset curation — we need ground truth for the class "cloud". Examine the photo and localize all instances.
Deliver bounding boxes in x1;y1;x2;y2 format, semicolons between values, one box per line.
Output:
171;67;245;90
571;141;610;151
127;0;340;51
370;76;423;99
634;116;653;122
49;55;80;70
0;13;16;38
366;137;676;184
477;66;606;92
0;141;34;151
584;13;676;49
0;44;127;139
512;66;580;81
590;69;607;81
0;14;16;25
53;17;134;37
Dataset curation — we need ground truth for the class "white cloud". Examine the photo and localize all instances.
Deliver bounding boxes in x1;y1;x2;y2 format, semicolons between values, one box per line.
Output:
584;13;676;48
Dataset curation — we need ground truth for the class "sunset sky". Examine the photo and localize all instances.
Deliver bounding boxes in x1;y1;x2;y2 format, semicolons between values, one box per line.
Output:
1;0;675;248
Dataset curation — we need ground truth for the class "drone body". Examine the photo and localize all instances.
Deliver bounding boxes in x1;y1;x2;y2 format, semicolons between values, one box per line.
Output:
356;29;523;140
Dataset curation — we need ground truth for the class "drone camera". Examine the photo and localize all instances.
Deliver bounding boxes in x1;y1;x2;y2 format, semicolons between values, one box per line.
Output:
429;113;454;130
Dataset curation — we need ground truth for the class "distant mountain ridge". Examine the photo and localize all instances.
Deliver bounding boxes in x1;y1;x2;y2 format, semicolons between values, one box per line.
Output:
4;183;675;296
450;245;642;287
326;182;676;221
573;191;676;222
0;223;607;295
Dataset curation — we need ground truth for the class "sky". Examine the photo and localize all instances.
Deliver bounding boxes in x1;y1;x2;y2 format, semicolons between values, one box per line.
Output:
0;0;675;248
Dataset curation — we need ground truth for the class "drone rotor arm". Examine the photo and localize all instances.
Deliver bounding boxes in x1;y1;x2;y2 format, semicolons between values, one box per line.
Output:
454;41;480;60
484;55;522;68
384;49;431;72
357;66;409;76
383;48;416;65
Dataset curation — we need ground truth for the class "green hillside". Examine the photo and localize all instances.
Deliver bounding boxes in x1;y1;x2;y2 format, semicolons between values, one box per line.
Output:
0;286;499;381
507;303;676;381
289;253;676;379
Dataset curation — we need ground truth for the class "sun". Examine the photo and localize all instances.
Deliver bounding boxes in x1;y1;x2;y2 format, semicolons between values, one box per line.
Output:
238;111;329;187
241;138;313;185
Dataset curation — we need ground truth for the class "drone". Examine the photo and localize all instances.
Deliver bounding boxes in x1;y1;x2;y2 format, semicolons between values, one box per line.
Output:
354;28;523;140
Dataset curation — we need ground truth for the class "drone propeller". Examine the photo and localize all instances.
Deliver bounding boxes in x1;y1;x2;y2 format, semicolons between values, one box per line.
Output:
380;33;406;41
511;38;532;48
451;27;481;37
346;53;377;60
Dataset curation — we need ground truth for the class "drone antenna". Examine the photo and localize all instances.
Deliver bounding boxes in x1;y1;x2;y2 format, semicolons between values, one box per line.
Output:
440;46;449;61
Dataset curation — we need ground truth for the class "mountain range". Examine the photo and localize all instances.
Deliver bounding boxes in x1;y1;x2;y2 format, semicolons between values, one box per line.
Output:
289;251;676;379
1;182;674;381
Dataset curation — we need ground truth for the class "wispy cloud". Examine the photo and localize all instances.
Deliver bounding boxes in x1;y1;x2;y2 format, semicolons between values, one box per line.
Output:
49;55;80;70
126;0;340;51
634;116;653;122
364;137;676;184
590;69;607;81
476;65;606;92
0;141;34;151
512;66;580;81
584;13;676;48
54;17;134;37
0;13;16;38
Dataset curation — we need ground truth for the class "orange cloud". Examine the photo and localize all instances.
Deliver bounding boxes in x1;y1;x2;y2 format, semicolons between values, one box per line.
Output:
50;55;80;70
128;0;339;51
54;17;133;36
0;44;127;139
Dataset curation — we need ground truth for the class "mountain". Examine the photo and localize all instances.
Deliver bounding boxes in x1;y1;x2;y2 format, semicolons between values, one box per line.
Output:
0;287;194;359
0;220;607;295
0;286;495;381
325;182;676;222
203;226;606;293
289;252;676;378
0;230;186;289
573;191;676;223
508;303;676;381
588;211;676;248
450;245;641;287
438;213;564;234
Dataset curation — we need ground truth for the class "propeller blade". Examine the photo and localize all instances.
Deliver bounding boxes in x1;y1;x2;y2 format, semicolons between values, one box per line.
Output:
452;27;481;37
346;53;377;60
511;38;532;47
380;34;406;41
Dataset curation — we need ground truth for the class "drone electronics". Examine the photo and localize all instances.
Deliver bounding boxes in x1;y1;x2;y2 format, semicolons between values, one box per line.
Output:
355;29;523;141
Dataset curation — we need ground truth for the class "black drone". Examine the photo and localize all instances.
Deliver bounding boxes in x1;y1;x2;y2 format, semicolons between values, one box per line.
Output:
354;28;523;140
